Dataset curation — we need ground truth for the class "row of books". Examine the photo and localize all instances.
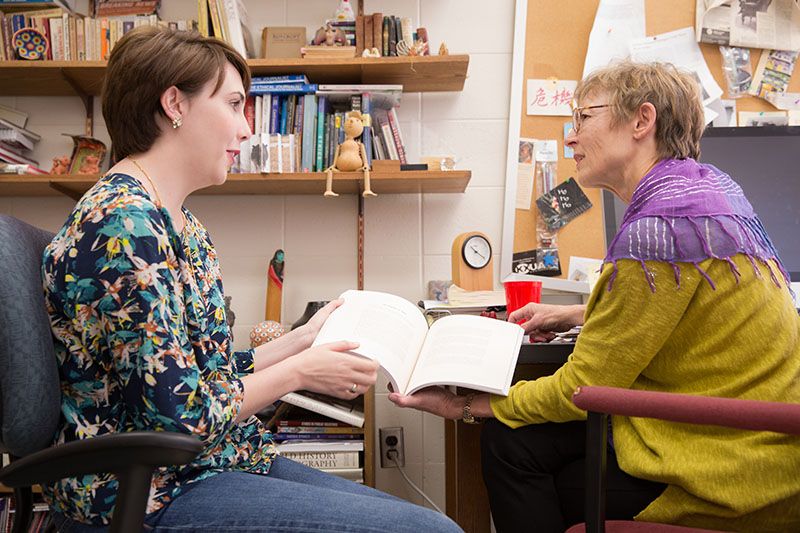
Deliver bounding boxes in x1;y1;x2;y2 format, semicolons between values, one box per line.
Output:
0;498;51;533
0;6;195;61
234;79;408;174
354;13;427;57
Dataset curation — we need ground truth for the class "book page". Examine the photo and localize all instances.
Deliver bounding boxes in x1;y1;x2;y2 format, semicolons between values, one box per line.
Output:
312;290;429;393
406;315;523;396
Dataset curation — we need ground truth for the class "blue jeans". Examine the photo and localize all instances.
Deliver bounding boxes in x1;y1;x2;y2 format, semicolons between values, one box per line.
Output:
52;456;462;532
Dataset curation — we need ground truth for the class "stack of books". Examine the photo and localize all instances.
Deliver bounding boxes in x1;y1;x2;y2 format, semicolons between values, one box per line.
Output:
0;104;45;174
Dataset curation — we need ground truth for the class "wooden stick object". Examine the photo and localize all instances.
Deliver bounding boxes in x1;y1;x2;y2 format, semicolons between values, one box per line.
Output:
265;249;284;322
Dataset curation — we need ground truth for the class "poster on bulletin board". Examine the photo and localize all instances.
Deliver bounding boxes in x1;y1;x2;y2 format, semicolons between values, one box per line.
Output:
499;0;800;282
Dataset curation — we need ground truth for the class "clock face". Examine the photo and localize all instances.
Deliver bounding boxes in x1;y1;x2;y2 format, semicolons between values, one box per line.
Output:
462;235;492;269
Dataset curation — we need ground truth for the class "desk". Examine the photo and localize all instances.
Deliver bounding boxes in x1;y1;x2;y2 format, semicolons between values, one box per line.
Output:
444;342;574;533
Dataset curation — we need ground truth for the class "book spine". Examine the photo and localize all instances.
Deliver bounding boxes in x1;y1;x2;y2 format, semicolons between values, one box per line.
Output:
386;107;407;164
380;121;399;160
363;12;373;51
252;74;309;84
270;95;280;134
371;12;382;56
301;94;315;172
249;84;318;95
320;467;363;482
389;15;398;57
276;425;363;434
279;97;288;135
281;451;360;469
244;95;255;134
361;93;373;166
277;419;347;427
279;392;364;428
315;95;326;171
275;433;363;441
381;16;389;57
355;14;364;55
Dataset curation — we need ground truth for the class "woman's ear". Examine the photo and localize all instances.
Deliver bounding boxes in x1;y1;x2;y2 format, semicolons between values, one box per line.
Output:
633;102;657;140
160;86;184;125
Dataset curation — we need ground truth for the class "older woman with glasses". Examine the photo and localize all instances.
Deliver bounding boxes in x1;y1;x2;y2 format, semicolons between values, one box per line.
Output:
390;61;800;532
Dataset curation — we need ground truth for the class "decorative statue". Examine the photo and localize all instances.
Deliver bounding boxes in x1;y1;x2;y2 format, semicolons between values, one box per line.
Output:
438;42;449;56
224;296;236;342
265;249;284;323
324;110;376;198
312;23;347;46
50;155;71;175
77;154;101;175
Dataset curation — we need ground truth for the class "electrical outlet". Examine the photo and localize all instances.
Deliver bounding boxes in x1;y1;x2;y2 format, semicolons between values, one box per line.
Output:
379;426;405;468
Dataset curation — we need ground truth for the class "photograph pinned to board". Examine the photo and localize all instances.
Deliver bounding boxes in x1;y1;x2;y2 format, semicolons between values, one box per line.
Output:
515;137;536;209
695;0;800;52
512;247;561;276
526;79;577;116
535;177;593;231
563;123;574;158
749;49;799;99
738;110;789;126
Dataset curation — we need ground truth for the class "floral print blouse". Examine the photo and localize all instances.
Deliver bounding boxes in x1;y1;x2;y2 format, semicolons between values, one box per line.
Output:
41;173;276;525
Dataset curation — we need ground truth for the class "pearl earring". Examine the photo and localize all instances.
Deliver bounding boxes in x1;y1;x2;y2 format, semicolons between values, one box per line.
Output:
172;116;182;129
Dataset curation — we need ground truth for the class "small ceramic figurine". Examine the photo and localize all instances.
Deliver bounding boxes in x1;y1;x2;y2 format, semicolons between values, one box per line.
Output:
77;154;101;174
50;155;71;175
438;42;449;56
265;249;284;322
361;47;381;58
324;110;376;198
312;23;347;46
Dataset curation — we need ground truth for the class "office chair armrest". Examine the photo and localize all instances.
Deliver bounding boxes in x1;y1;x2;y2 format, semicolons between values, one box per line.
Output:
0;431;202;488
572;386;800;436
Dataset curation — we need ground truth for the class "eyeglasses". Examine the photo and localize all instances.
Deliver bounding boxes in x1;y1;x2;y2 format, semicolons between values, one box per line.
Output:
571;104;612;134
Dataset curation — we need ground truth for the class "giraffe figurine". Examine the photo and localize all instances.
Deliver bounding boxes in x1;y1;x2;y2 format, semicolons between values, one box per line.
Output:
324;110;376;198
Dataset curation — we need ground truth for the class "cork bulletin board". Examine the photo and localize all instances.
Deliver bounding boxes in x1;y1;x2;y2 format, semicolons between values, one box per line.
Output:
499;0;800;281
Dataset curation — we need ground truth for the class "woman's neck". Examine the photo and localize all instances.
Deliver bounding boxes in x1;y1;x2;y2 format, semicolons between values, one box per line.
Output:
617;151;662;203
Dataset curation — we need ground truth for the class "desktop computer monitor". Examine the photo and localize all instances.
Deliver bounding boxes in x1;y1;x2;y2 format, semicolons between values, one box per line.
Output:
602;127;800;282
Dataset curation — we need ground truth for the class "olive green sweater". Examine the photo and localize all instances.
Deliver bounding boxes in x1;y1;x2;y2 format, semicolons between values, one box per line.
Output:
491;256;800;531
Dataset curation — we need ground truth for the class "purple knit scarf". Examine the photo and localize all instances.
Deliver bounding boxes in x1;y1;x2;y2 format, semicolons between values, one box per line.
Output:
604;158;790;292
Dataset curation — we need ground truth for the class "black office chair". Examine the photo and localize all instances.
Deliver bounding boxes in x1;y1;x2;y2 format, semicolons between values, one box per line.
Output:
0;214;203;533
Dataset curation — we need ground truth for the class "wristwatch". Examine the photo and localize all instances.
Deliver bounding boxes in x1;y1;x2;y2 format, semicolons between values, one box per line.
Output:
462;393;482;424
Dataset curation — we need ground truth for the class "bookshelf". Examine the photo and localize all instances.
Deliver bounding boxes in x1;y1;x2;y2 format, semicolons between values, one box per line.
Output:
0;55;469;96
0;170;471;199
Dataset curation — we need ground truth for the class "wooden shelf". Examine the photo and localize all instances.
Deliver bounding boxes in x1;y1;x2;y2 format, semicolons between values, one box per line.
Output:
0;170;471;197
0;55;469;97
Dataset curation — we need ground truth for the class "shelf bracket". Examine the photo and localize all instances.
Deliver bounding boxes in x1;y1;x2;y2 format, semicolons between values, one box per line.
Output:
60;70;94;137
357;192;364;290
48;181;83;202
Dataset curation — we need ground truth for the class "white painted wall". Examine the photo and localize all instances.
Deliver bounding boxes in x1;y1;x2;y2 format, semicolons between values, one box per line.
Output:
0;0;515;510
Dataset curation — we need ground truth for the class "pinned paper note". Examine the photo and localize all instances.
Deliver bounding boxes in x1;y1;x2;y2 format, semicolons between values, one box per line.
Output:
526;79;577;116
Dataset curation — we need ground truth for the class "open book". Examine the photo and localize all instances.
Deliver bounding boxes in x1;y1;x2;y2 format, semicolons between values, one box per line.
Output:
313;290;524;396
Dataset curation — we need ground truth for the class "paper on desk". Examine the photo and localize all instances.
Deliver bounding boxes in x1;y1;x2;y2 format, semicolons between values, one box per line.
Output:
583;0;645;78
447;284;506;308
630;27;723;106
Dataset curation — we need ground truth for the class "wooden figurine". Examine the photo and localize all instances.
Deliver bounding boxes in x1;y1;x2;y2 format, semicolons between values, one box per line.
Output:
324;110;376;198
265;249;284;322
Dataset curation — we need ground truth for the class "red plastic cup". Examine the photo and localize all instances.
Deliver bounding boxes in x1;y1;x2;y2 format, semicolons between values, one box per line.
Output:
504;281;542;323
